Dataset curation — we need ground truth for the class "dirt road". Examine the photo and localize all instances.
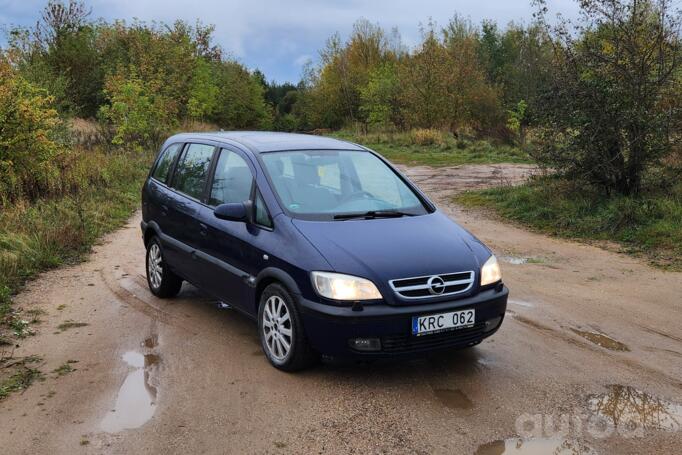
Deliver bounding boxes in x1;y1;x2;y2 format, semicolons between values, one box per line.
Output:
2;164;681;454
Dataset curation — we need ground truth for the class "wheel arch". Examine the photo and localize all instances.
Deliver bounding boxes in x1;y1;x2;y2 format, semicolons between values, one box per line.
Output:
143;221;162;247
254;267;302;313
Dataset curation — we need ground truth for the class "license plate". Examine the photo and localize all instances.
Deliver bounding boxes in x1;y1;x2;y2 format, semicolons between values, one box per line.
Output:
412;309;475;336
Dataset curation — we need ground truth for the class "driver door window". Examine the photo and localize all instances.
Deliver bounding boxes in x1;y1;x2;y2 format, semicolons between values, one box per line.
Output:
209;149;253;206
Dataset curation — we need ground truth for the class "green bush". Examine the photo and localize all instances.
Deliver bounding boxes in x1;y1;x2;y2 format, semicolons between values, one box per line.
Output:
0;58;67;206
98;74;176;151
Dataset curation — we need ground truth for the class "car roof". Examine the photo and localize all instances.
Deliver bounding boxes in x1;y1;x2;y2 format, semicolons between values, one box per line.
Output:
167;131;366;153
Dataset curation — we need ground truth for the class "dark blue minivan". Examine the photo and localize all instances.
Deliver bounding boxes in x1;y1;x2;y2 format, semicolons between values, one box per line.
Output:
141;132;508;371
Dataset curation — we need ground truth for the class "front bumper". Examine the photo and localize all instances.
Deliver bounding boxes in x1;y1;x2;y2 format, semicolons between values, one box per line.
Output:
297;285;508;358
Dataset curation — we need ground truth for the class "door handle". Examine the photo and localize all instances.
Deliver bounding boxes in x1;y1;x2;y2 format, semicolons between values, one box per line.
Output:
160;204;169;216
199;223;208;236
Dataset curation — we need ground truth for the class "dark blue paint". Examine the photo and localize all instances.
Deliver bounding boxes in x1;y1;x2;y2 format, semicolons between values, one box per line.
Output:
141;132;508;359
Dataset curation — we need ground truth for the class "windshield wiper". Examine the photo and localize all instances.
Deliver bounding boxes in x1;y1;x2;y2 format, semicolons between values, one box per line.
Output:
333;210;414;220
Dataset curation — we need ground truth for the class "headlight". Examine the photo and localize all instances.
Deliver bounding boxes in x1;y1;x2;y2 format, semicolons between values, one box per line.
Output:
480;255;502;286
311;272;382;301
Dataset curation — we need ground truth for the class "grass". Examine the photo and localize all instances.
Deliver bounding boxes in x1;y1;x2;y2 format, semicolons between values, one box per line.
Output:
0;146;152;343
53;360;78;376
456;176;682;269
0;355;44;400
328;129;532;167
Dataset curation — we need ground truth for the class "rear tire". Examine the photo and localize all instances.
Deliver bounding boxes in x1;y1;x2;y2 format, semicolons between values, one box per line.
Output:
258;283;318;372
146;236;183;298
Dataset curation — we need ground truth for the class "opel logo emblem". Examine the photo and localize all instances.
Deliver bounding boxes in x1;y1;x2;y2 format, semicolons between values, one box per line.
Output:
427;276;446;295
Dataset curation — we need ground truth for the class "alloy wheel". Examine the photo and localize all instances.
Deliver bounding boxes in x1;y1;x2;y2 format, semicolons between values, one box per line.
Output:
262;295;293;361
147;243;163;290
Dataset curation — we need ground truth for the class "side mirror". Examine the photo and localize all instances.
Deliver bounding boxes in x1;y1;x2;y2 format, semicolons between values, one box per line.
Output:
214;202;247;222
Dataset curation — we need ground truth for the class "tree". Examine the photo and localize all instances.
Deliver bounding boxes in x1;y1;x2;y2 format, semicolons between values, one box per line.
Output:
398;19;501;134
310;20;393;128
359;62;401;128
34;0;91;49
6;0;103;116
442;15;503;134
209;62;272;129
398;28;451;129
98;74;176;151
534;0;682;195
478;20;503;83
188;58;220;121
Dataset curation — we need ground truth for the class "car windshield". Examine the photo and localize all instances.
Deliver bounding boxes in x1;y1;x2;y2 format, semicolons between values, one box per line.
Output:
261;150;428;220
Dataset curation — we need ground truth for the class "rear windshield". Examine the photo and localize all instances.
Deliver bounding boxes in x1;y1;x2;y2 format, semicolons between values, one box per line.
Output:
261;150;427;220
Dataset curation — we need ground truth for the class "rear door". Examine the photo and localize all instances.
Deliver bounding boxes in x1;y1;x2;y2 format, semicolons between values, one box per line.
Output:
196;147;269;310
165;142;217;286
144;142;184;266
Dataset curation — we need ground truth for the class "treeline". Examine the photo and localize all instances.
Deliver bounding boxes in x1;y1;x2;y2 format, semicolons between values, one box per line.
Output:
2;0;681;201
279;17;550;142
4;1;553;144
274;0;681;196
1;0;273;205
5;1;270;143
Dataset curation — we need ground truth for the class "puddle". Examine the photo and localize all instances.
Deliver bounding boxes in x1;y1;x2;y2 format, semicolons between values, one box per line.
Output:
145;353;161;366
475;438;596;455
508;299;535;308
500;256;529;265
433;388;474;410
100;350;160;433
143;335;158;349
570;328;629;351
477;357;495;367
587;385;682;433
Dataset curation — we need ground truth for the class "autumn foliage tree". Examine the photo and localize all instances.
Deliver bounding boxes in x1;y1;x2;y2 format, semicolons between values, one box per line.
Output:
5;1;273;151
300;17;528;137
532;0;682;195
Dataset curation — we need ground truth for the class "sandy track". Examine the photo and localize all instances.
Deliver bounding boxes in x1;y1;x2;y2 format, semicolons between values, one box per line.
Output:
1;163;681;454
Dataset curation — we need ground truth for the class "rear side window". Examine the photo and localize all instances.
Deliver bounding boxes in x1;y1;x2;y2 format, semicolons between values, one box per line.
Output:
172;143;215;200
152;143;182;184
209;149;253;206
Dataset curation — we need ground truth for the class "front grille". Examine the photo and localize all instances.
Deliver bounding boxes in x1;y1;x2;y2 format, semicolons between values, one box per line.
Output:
389;271;474;299
381;323;486;353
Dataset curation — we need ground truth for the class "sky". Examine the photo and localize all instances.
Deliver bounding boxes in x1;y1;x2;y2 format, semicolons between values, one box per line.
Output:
0;0;581;83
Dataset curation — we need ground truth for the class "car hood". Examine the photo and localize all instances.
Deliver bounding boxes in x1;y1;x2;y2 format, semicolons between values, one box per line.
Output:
292;211;491;304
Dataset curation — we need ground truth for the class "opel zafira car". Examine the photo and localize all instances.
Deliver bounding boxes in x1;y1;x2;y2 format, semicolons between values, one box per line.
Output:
141;132;508;371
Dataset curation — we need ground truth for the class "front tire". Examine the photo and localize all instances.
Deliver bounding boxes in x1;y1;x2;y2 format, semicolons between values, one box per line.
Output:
258;283;318;371
146;236;183;298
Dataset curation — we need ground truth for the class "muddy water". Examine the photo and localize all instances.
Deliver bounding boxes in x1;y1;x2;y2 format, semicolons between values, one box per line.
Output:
570;329;630;352
143;335;158;349
100;345;160;433
587;385;682;433
508;299;536;308
475;438;597;455
501;256;529;265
